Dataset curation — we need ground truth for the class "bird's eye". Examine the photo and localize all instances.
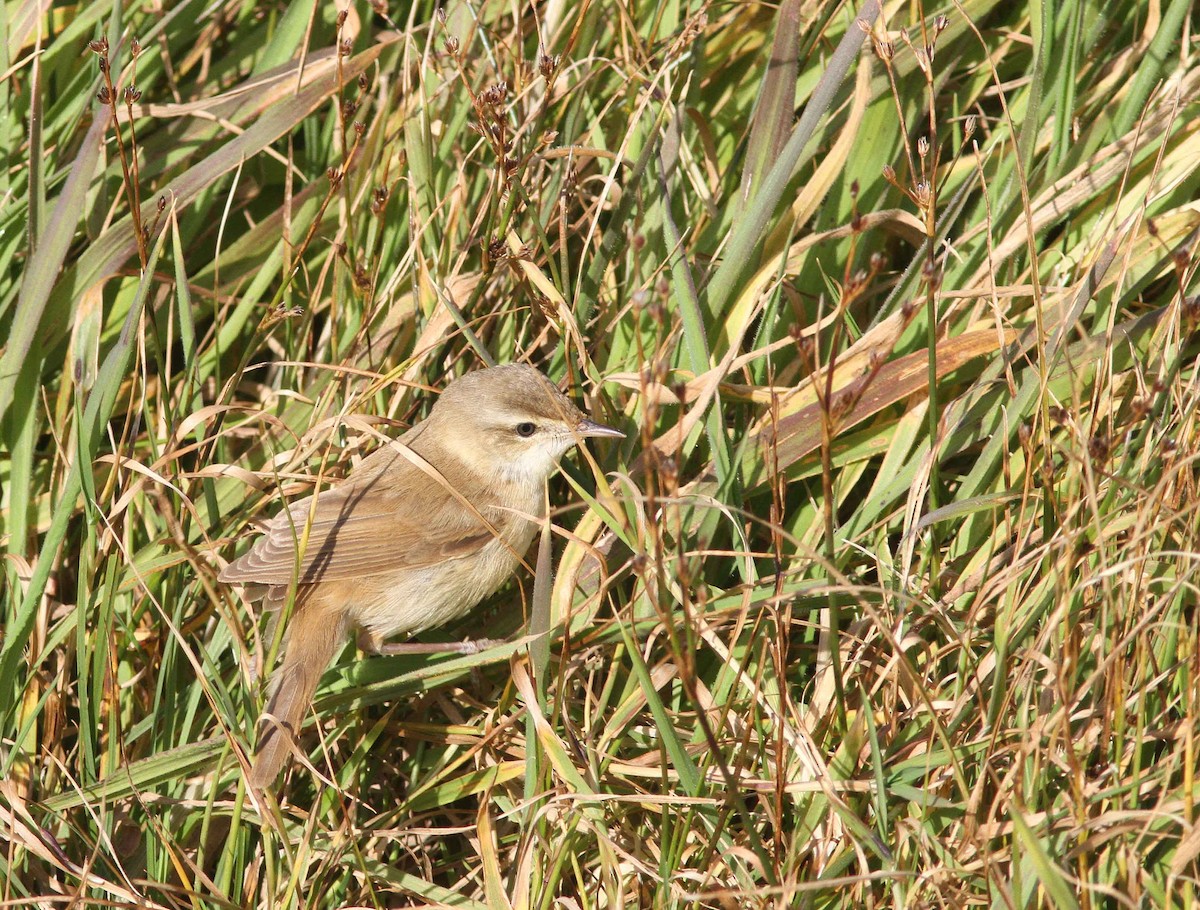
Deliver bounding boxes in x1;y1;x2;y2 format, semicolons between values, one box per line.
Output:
516;422;537;437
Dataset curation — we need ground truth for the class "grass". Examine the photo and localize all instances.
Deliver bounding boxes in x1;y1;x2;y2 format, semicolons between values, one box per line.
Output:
2;0;1199;906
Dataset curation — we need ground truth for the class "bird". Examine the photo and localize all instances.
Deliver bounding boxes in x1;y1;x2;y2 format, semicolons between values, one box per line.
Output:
218;363;623;789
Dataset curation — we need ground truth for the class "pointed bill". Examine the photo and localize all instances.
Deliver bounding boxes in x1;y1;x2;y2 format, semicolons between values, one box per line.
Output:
575;417;624;439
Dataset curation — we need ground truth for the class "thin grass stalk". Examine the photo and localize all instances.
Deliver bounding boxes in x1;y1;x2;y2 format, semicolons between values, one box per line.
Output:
90;37;147;269
907;9;950;593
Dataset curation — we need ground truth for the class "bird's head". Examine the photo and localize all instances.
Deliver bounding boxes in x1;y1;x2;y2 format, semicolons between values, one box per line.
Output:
430;363;623;484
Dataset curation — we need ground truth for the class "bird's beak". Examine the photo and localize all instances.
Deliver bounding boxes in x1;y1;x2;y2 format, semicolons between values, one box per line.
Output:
575;417;625;439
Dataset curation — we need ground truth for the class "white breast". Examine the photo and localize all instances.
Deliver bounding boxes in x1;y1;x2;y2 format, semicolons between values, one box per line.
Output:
348;491;542;640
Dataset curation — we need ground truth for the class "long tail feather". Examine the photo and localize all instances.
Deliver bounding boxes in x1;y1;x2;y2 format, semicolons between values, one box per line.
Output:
249;608;343;789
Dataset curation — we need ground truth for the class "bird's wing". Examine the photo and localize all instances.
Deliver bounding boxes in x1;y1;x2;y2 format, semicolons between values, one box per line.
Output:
218;441;505;586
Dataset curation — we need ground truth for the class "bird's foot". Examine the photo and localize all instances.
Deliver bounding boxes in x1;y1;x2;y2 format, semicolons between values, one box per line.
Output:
357;630;505;656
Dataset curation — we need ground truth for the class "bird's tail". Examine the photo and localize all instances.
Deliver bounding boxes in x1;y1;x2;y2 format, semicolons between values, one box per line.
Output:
249;606;343;789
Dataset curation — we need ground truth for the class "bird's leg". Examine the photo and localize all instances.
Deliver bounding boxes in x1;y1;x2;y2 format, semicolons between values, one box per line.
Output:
356;628;504;656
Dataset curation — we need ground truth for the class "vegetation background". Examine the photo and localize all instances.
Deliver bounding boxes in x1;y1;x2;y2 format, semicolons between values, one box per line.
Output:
2;0;1198;905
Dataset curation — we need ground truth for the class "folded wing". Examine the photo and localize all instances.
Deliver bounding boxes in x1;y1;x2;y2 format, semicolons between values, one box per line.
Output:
219;442;498;587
